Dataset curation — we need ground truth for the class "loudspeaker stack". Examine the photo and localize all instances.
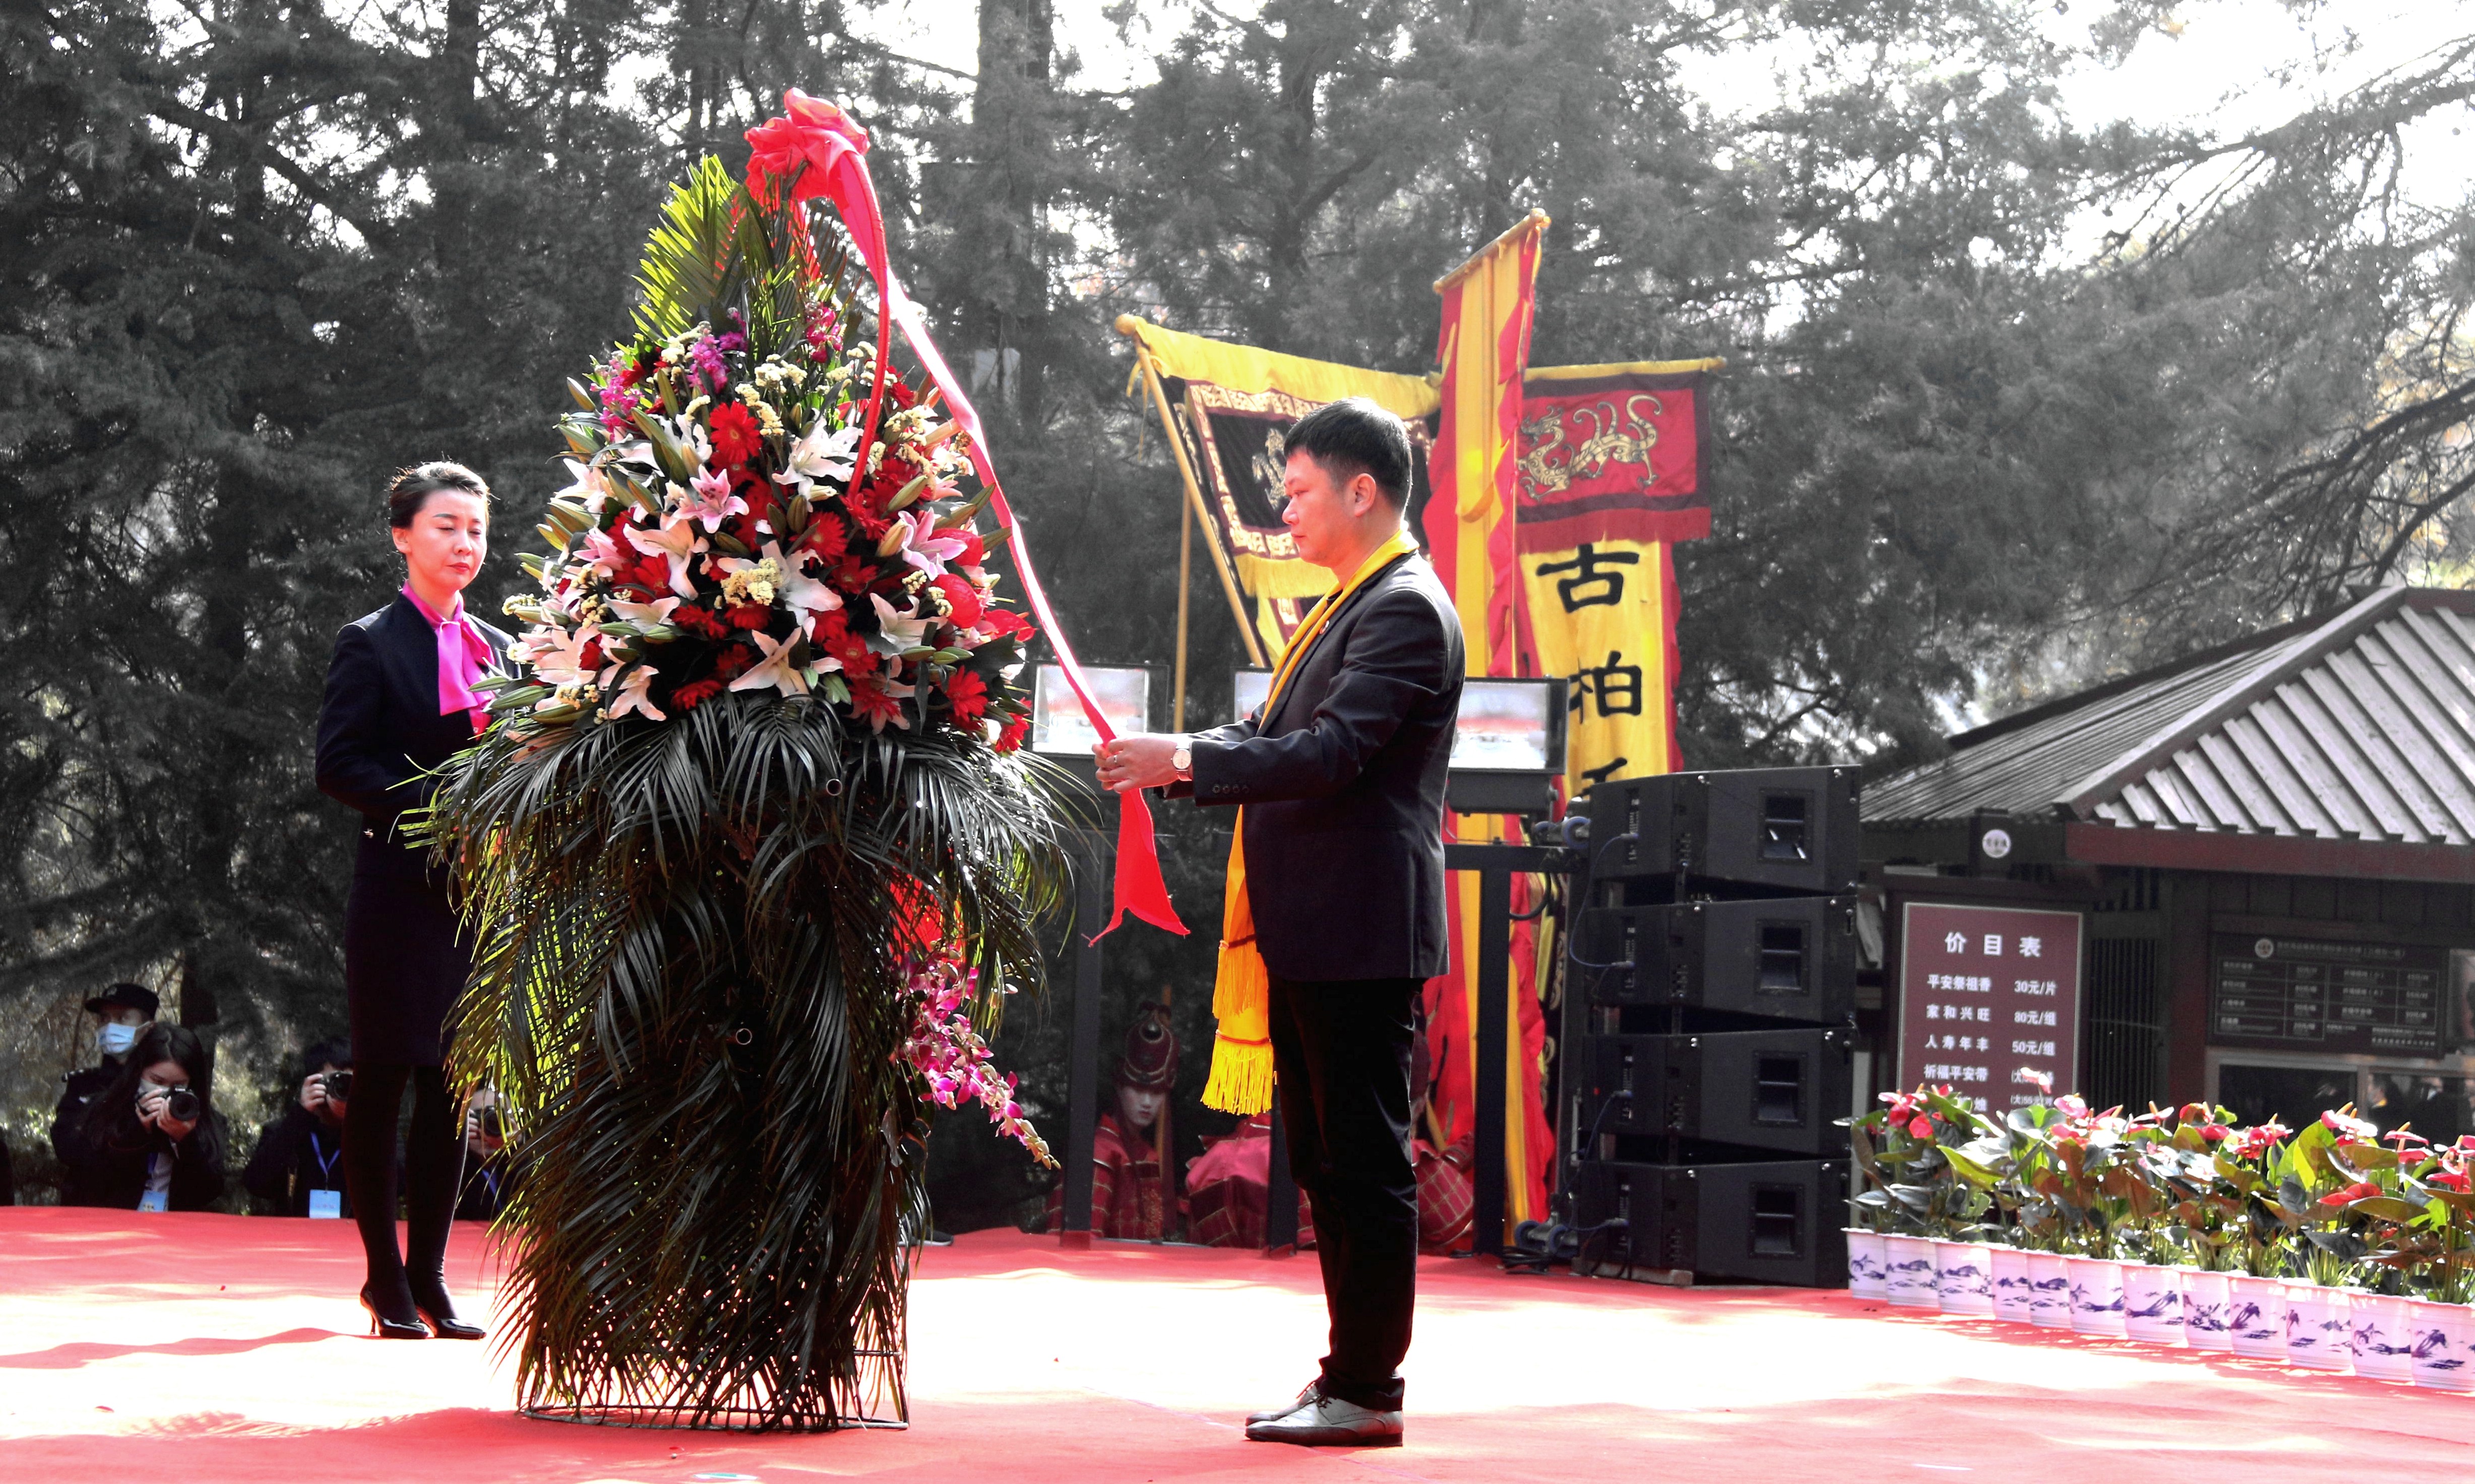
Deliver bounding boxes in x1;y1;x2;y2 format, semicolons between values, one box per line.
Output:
1561;766;1859;1286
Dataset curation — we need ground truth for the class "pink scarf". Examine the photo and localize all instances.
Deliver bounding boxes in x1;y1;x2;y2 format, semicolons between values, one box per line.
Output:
401;585;493;734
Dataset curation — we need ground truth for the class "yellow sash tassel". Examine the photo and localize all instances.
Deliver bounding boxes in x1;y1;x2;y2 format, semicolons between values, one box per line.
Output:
1200;528;1420;1114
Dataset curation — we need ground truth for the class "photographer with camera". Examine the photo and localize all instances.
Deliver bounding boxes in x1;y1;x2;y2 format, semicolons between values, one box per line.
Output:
243;1040;357;1218
454;1085;515;1221
61;1021;227;1211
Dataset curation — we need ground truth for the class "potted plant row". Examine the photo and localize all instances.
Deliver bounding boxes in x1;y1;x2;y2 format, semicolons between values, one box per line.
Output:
1844;1081;2475;1391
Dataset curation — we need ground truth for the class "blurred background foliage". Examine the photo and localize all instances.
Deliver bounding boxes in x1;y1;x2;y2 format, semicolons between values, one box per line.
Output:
3;0;2469;1222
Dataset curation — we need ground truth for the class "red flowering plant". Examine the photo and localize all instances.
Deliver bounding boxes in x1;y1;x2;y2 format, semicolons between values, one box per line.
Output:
2114;1102;2250;1268
2391;1136;2475;1301
485;157;1033;751
2252;1106;2401;1285
2311;1123;2475;1298
2017;1093;2159;1257
1845;1083;2001;1239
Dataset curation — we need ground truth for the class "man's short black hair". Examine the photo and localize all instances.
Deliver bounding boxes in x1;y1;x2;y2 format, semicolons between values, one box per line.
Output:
1282;397;1413;509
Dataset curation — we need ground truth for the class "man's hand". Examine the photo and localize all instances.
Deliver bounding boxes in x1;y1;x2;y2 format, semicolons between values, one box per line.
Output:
1095;734;1185;794
299;1074;327;1117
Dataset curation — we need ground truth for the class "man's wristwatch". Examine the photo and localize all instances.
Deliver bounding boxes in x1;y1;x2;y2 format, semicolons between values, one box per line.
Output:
1170;737;1193;782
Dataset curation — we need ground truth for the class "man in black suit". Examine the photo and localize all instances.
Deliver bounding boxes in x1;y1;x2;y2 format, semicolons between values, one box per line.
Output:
1098;396;1465;1448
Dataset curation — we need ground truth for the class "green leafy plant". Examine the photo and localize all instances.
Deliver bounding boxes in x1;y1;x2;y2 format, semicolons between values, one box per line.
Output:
1849;1084;1998;1239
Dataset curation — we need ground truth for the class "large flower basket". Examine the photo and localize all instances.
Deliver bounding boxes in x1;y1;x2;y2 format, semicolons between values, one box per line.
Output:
430;97;1072;1431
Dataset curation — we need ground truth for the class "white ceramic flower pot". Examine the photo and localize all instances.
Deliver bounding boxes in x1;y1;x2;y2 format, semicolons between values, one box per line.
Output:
2352;1293;2414;1383
2407;1298;2475;1392
2283;1282;2350;1373
2121;1262;2185;1345
2181;1268;2234;1352
1936;1240;1995;1316
2026;1251;2071;1328
1845;1228;1888;1300
1990;1246;2035;1324
2066;1255;2127;1337
1884;1235;1939;1308
2228;1274;2288;1359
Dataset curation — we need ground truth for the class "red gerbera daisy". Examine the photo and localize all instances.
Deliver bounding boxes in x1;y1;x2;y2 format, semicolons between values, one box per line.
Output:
947;670;989;725
708;403;764;467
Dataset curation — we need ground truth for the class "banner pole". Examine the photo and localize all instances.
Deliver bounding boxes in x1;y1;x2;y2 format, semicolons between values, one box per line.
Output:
1175;486;1193;730
1128;336;1266;668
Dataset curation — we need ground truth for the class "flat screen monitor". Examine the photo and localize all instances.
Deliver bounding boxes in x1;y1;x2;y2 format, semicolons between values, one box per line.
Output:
1453;678;1561;772
1030;664;1150;756
1227;669;1565;775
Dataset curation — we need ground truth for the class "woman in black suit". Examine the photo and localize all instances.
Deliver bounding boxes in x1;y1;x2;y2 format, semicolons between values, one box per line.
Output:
316;462;509;1341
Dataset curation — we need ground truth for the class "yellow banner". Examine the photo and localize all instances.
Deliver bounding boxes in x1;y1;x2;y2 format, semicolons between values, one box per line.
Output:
1519;537;1680;789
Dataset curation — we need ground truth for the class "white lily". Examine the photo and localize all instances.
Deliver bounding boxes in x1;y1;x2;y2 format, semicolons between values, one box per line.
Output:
776;421;862;500
554;458;612;514
728;629;811;697
601;663;667;722
869;592;934;656
626;514;706;600
766;541;841;621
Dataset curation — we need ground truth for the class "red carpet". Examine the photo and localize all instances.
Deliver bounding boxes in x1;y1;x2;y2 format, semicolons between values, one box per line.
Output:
1;1206;2466;1482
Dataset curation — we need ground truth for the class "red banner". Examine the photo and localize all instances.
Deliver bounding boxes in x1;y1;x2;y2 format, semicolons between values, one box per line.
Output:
1514;368;1710;552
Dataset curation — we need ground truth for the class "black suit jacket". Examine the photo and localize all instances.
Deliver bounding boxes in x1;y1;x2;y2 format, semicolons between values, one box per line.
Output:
316;596;511;878
1179;551;1465;981
316;595;510;1063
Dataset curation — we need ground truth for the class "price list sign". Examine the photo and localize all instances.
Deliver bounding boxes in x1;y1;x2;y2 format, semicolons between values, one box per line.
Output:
2209;935;2443;1056
1898;902;2083;1112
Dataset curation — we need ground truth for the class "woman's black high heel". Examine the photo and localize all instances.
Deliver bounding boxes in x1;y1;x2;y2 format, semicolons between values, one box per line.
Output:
411;1281;486;1340
359;1283;428;1340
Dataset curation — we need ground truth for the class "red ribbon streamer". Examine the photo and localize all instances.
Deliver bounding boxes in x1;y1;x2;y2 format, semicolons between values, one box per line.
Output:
748;92;1187;940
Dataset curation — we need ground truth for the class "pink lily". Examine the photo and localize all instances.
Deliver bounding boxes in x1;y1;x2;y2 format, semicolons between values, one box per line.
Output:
727;629;811;697
601;663;666;722
883;507;969;578
676;467;748;532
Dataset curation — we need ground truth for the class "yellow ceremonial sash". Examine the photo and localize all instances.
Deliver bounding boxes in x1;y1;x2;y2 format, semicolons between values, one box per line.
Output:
1200;528;1422;1114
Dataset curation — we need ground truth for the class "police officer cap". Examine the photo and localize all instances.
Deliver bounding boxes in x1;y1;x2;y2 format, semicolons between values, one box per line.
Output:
83;982;159;1018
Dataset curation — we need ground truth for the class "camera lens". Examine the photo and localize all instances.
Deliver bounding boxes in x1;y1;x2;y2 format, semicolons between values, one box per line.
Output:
164;1088;201;1124
479;1106;505;1140
323;1070;353;1103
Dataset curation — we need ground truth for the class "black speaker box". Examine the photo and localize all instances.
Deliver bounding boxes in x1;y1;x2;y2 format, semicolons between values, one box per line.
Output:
1568;1158;1848;1286
1575;896;1856;1021
1574;1026;1852;1157
1582;766;1858;896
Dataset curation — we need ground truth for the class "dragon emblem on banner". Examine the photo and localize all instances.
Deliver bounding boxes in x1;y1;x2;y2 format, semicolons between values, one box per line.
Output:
1517;392;1665;500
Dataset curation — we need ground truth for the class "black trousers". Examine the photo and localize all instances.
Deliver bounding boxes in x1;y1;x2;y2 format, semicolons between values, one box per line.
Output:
1268;975;1418;1411
344;1062;462;1305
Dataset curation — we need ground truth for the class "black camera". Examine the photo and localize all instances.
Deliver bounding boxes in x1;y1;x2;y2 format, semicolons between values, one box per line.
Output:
478;1105;505;1141
320;1069;354;1104
163;1087;201;1124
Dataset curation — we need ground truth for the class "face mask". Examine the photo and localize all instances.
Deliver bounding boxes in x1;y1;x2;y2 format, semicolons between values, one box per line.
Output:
97;1023;138;1057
